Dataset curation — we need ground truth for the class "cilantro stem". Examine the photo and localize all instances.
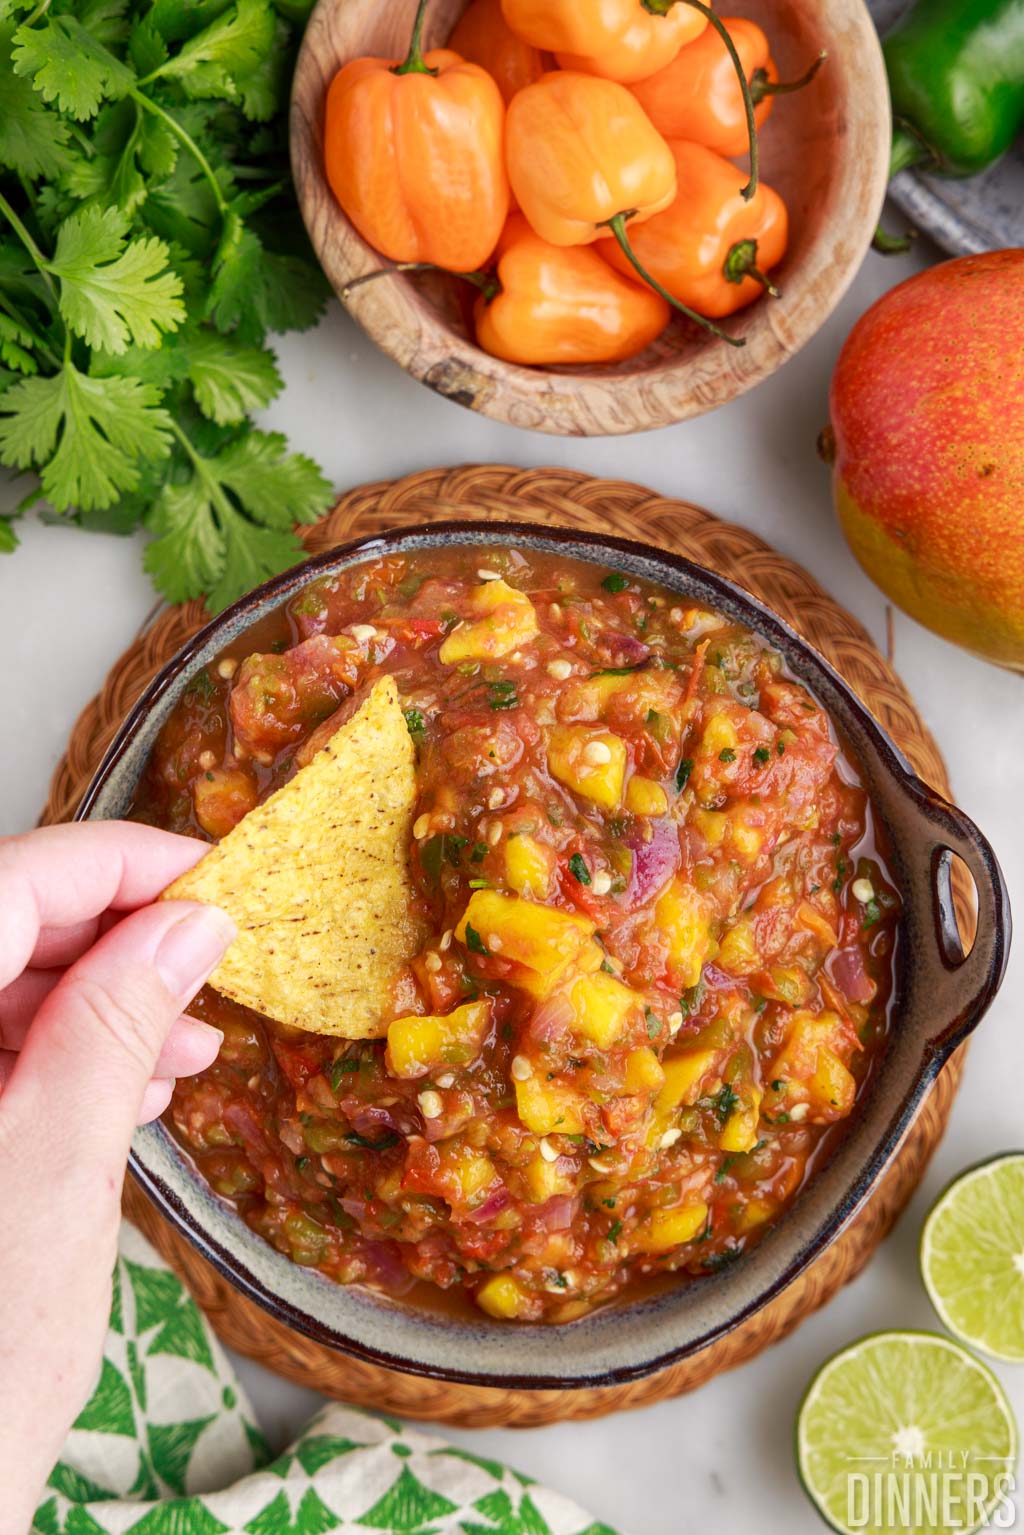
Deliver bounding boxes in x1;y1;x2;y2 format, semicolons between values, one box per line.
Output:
168;420;235;526
0;289;60;370
0;192;58;304
20;0;51;27
130;90;230;218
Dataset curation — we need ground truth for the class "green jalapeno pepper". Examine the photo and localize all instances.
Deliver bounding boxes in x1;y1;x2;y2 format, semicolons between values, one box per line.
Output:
884;0;1024;178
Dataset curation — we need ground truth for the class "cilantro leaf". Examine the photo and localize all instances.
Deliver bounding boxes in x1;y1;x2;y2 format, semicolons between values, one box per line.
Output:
11;15;134;121
0;26;74;179
143;427;330;609
152;0;275;103
186;332;281;424
46;206;184;352
206;212;328;342
0;314;38;375
0;517;18;553
0;360;172;510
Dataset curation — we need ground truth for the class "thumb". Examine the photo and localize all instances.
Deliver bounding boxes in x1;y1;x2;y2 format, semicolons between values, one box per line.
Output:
6;900;235;1157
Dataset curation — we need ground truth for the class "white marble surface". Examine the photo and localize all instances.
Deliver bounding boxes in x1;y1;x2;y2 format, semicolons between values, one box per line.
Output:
3;234;1022;1534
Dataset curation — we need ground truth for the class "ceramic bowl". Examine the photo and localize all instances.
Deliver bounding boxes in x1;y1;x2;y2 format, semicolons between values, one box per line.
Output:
289;0;892;436
78;522;1009;1389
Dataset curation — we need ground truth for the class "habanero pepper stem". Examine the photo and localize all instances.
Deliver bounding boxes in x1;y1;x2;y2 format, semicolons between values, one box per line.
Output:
603;212;746;347
723;238;780;299
341;263;500;303
750;50;828;107
393;0;438;77
642;0;760;200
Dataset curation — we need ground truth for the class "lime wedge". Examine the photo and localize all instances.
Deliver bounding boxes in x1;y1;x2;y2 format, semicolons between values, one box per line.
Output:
796;1331;1018;1535
922;1152;1024;1361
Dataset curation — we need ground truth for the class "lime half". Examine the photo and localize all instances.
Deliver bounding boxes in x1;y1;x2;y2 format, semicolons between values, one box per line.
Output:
796;1331;1018;1535
922;1152;1024;1361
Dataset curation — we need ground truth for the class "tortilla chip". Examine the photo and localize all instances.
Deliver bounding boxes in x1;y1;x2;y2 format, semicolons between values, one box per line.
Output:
162;675;420;1037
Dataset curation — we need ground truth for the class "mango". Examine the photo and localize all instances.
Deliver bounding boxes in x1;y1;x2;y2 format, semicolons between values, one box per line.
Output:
623;1046;665;1094
546;725;627;812
515;1073;585;1135
439;578;539;664
700;710;740;758
568;970;640;1048
455;890;595;997
768;1010;857;1122
655;1048;718;1114
505;833;555;898
826;251;1024;670
716;913;760;977
654;877;712;988
634;1201;708;1253
625;775;669;817
476;1273;530;1319
524;1151;576;1202
386;1000;491;1079
720;1087;762;1153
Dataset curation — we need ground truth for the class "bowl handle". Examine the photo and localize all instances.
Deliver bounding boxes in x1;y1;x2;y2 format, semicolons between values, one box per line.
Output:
906;786;1011;1065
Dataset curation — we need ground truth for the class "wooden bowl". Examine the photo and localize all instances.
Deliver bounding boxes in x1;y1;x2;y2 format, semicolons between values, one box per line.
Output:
291;0;890;435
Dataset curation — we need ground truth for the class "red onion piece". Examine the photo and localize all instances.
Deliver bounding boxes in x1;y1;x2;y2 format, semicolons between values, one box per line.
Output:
362;1240;417;1296
463;1185;511;1225
596;633;651;669
527;989;576;1045
534;1194;577;1231
623;819;680;908
830;945;877;1005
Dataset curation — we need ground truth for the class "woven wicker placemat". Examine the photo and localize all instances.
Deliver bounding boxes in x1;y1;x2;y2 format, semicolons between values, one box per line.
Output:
41;465;966;1426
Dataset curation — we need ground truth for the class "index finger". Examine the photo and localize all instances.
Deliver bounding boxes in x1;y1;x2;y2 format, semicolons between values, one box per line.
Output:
0;822;209;992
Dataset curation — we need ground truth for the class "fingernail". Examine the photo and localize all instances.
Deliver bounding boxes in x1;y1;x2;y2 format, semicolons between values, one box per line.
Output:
155;907;236;1003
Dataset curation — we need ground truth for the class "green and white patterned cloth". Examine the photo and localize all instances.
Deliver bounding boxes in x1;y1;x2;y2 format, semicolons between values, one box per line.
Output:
32;1225;618;1535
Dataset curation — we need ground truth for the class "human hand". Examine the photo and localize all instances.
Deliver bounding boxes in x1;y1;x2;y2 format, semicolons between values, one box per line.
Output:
0;822;235;1534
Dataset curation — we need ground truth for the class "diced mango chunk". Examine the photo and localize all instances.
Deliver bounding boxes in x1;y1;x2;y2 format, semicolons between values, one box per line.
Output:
623;1046;665;1094
476;1272;530;1319
701;711;740;757
515;1074;585;1135
654;877;713;988
386;1000;492;1080
505;834;555;898
655;1048;718;1114
693;808;727;847
729;812;764;861
716;913;760;977
635;1201;708;1253
546;725;627;813
720;1087;762;1153
524;1151;576;1202
568;971;640;1049
625;775;669;817
456;890;595;999
445;1144;500;1204
439;579;539;664
768;1010;857;1122
808;1047;856;1118
735;1197;775;1234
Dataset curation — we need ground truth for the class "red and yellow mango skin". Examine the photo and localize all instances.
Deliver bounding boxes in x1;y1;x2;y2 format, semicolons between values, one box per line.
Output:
828;250;1024;670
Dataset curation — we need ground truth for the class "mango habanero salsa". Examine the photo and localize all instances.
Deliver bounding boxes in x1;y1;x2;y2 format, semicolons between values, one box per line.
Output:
132;547;899;1323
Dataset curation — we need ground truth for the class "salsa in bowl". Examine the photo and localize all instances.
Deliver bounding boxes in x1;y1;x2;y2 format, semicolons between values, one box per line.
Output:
80;523;1007;1386
134;543;899;1324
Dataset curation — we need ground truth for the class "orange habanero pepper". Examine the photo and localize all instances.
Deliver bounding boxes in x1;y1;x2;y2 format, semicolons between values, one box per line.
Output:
323;0;509;274
506;71;742;344
450;0;549;104
598;141;787;319
501;0;705;83
474;213;670;364
632;17;826;158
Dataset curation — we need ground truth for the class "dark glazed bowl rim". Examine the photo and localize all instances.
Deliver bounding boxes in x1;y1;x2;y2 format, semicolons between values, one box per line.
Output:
77;519;1011;1390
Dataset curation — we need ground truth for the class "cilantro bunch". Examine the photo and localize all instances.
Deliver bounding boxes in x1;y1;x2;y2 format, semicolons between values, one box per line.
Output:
0;0;335;610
